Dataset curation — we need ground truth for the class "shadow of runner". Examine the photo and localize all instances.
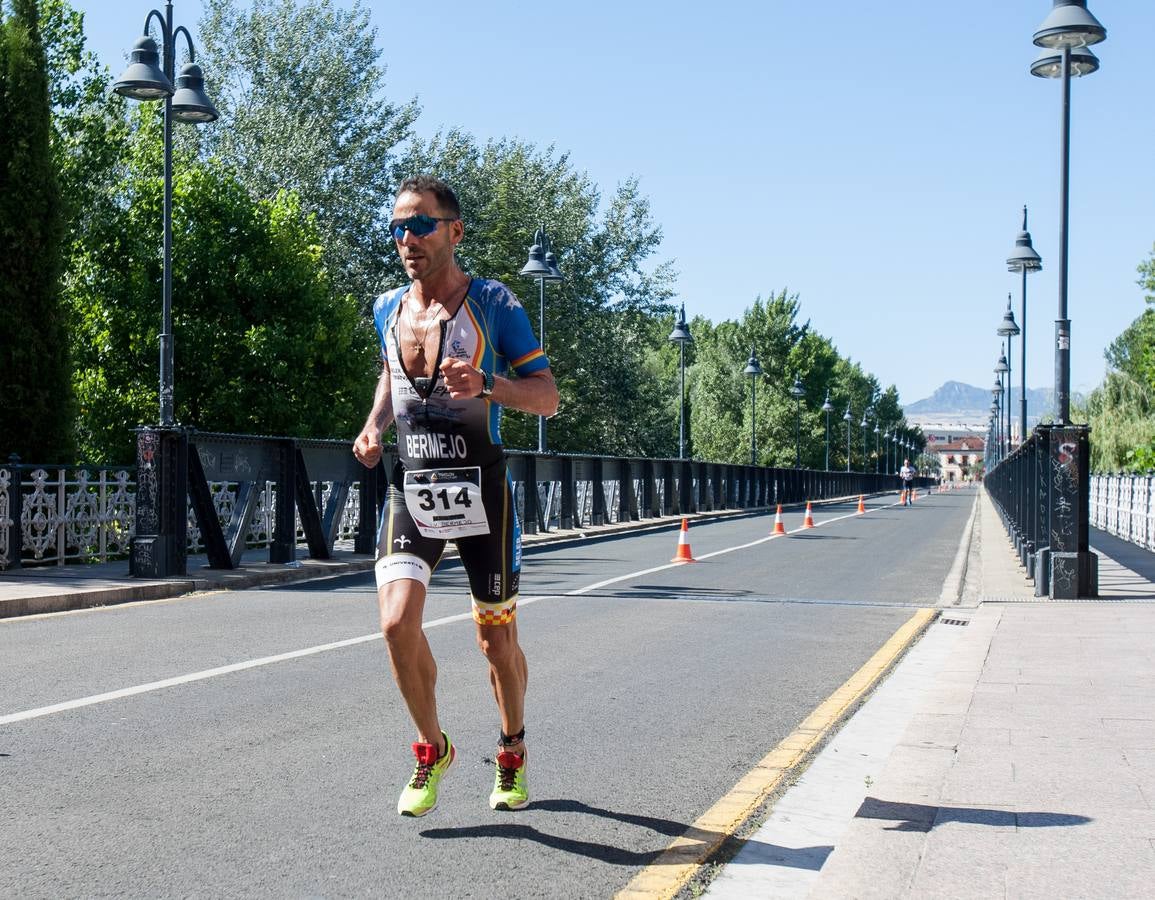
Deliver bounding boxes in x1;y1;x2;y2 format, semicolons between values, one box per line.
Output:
420;799;832;870
856;797;1092;832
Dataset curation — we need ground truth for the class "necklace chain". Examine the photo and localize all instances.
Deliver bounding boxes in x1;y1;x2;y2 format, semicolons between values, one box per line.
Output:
406;300;442;354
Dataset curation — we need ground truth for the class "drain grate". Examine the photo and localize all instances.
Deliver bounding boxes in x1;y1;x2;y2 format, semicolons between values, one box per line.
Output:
940;618;970;626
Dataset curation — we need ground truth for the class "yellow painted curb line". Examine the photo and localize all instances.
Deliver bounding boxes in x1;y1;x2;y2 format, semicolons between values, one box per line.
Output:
616;606;938;900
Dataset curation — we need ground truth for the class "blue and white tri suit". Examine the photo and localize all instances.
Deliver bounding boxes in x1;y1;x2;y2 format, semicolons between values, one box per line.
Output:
371;277;549;625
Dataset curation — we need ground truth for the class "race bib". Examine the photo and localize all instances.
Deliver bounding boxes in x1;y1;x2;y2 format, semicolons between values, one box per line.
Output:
402;467;490;539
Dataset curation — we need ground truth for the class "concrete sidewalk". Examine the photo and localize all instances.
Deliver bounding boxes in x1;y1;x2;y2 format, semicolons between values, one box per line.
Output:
706;488;1155;898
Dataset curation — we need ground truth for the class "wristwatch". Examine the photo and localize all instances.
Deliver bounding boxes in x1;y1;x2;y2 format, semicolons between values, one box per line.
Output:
477;369;495;398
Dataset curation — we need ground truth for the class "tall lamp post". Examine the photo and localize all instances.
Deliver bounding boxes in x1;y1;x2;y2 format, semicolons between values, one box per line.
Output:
743;350;762;466
1007;206;1043;439
997;298;1020;447
843;405;852;473
790;374;805;468
520;225;563;452
114;1;218;426
883;429;890;474
860;411;869;473
821;392;834;470
874;422;882;473
995;352;1010;455
1030;0;1106;424
668;305;693;459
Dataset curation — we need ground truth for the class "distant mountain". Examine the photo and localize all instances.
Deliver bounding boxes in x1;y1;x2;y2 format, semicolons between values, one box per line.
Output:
904;381;1053;425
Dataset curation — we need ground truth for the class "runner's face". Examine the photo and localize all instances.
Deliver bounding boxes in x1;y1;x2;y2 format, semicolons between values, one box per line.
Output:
392;191;461;282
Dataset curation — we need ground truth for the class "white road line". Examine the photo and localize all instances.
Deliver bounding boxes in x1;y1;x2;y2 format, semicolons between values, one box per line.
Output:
2;504;894;726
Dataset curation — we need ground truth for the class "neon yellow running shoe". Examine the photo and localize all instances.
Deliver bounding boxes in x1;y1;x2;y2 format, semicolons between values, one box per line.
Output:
398;732;455;817
489;749;529;811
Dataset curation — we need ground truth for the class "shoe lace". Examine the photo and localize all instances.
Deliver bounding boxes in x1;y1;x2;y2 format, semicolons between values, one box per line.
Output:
496;751;522;791
410;760;434;789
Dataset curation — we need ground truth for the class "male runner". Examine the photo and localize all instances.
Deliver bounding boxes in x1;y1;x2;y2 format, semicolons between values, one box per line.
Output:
353;176;558;817
899;457;915;506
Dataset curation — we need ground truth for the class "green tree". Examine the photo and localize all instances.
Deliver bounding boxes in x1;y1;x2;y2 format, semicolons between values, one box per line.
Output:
65;110;377;462
0;0;76;462
196;0;419;303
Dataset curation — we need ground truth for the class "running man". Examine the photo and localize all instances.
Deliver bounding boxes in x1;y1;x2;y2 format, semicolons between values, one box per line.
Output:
353;175;559;817
899;457;915;506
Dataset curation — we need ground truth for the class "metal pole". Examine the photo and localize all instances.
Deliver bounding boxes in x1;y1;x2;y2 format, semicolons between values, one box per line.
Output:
845;421;850;473
862;425;867;473
538;276;547;452
1020;266;1029;440
794;401;800;468
159;1;175;427
678;344;685;460
875;429;880;473
824;410;830;471
1055;44;1072;424
750;377;757;466
1006;337;1013;453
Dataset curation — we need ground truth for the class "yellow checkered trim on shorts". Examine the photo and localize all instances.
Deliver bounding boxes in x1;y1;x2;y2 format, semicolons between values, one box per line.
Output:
473;598;517;625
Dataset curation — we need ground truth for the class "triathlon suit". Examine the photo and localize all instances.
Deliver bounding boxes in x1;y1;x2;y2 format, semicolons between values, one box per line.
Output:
371;278;549;625
900;465;914;504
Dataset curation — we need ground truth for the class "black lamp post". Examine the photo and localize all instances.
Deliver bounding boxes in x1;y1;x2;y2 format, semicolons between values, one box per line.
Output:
743;350;762;466
790;374;805;468
883;429;890;474
874;422;881;473
668;305;693;459
997;297;1020;448
995;352;1010;455
114;1;218;427
821;392;834;470
520;225;563;452
860;411;869;474
843;404;852;473
1030;0;1105;424
1007;206;1043;439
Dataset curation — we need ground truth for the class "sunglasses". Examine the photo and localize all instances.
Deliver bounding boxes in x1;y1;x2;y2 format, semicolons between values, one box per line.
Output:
389;214;457;240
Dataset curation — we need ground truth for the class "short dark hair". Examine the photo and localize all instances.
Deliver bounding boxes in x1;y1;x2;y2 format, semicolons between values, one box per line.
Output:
395;175;461;219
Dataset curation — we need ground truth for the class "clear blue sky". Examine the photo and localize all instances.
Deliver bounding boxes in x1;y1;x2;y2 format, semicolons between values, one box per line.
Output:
70;0;1155;407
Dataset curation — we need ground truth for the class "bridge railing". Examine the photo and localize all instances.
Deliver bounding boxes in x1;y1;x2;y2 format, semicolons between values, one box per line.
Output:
984;424;1098;598
1091;472;1155;552
2;430;926;574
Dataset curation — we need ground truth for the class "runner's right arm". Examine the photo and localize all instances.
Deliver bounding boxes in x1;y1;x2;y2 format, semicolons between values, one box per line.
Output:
353;366;395;469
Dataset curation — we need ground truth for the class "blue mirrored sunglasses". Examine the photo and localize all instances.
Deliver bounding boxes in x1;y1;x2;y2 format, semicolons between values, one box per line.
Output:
390;214;457;240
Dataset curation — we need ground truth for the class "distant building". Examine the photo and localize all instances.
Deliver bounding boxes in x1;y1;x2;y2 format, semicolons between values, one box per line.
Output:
932;437;985;482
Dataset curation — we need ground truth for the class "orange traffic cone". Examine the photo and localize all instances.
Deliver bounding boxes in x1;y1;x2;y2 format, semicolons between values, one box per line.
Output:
910;488;918;503
772;504;786;536
803;501;816;529
857;495;866;514
671;518;696;562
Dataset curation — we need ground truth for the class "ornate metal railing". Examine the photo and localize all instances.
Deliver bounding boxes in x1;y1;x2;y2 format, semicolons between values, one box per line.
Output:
1091;473;1155;552
3;432;926;574
984;424;1098;598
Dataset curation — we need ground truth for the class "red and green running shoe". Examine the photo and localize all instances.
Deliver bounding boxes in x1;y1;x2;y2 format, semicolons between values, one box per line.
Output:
397;731;455;817
489;748;529;811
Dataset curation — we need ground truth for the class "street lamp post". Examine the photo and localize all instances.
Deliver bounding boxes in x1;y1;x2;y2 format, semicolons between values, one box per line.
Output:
821;392;834;470
114;1;219;426
743;350;763;466
874;422;881;473
997;298;1020;448
995;352;1010;456
1031;0;1106;424
668;305;693;459
520;225;563;452
860;411;869;473
790;374;805;469
843;405;852;473
1007;206;1043;439
883;429;890;474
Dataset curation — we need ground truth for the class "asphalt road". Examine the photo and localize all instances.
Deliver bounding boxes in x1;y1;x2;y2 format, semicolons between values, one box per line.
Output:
1;490;975;899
